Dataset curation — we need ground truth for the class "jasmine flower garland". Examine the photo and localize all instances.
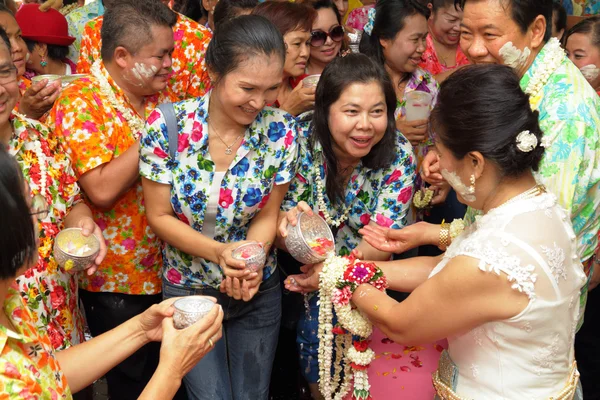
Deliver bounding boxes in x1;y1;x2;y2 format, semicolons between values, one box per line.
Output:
318;253;388;400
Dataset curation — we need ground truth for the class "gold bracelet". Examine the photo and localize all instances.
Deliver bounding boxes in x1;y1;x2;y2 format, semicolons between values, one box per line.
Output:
439;223;450;250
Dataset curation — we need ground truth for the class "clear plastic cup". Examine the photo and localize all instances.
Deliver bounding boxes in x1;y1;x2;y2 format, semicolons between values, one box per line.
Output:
405;91;433;121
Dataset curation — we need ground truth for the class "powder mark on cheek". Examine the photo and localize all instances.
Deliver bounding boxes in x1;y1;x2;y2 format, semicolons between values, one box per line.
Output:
580;64;600;82
499;42;531;71
131;62;158;81
441;169;476;202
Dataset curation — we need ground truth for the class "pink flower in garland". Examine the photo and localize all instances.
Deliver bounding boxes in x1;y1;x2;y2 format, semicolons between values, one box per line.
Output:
332;286;353;306
343;261;377;284
371;276;389;291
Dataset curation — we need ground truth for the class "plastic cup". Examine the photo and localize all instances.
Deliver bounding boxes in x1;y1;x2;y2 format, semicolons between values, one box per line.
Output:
405;91;433;121
173;296;215;329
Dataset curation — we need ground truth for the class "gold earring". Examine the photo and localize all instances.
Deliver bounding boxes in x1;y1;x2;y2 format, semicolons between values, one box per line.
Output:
468;174;476;194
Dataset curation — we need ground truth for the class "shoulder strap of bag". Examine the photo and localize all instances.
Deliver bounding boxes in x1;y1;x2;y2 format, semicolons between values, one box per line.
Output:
157;102;178;159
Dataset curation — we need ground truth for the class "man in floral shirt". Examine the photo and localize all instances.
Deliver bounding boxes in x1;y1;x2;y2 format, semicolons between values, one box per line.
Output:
47;1;180;398
76;2;212;101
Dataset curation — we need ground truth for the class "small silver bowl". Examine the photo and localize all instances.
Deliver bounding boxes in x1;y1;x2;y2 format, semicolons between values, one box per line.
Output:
53;228;100;272
302;74;321;89
232;242;266;272
173;296;216;329
284;212;335;264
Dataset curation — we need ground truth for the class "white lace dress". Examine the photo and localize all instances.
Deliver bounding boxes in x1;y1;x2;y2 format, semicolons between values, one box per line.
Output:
430;192;586;399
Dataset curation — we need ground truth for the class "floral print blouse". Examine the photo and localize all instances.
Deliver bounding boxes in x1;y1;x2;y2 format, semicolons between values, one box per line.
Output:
139;93;298;289
0;283;71;399
562;0;600;15
7;112;85;351
48;62;177;295
346;4;374;31
77;13;212;101
419;34;470;77
285;122;415;256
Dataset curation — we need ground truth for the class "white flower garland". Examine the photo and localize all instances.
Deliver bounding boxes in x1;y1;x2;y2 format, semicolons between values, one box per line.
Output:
318;254;384;400
522;38;565;101
12;111;47;197
90;60;145;138
314;164;352;227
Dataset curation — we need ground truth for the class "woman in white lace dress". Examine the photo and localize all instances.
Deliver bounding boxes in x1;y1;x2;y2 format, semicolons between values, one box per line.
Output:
286;64;586;399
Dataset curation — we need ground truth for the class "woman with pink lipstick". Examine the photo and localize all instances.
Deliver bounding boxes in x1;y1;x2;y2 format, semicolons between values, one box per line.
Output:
275;53;415;400
420;0;469;82
304;0;348;76
252;1;317;116
0;4;60;120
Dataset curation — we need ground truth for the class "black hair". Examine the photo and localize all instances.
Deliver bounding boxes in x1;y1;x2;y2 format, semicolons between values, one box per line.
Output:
306;0;349;53
24;39;69;62
359;0;429;66
565;15;600;49
431;64;544;178
311;53;397;205
174;0;207;22
206;14;285;80
214;0;258;29
431;0;456;10
455;0;552;43
0;25;9;50
552;1;567;39
0;147;37;280
101;0;177;62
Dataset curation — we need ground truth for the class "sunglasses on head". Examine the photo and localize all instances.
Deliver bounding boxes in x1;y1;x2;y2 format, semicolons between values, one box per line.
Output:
310;25;345;47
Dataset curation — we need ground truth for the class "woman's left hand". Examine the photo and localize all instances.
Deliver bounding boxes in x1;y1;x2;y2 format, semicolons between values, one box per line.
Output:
138;298;179;342
219;268;263;302
284;262;323;294
76;216;107;275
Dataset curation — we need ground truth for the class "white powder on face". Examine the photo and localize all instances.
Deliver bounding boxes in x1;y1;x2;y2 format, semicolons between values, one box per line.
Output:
131;62;158;81
441;169;476;202
580;64;600;82
499;42;531;71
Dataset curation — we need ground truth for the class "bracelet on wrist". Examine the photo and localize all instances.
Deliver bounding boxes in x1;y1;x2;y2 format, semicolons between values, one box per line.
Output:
439;223;450;250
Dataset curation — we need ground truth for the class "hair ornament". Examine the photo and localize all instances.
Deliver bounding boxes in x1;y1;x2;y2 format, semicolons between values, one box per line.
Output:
515;130;538;153
364;7;376;35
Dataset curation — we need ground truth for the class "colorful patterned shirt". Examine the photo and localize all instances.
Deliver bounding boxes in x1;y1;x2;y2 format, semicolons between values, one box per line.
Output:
77;14;212;101
285;120;415;256
65;0;104;63
139;93;298;289
419;34;470;77
0;284;72;399
48;62;178;295
8;112;85;351
562;0;600;15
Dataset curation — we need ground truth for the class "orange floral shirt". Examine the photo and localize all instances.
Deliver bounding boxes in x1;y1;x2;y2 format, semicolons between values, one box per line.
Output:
0;283;71;399
47;62;177;295
77;13;212;101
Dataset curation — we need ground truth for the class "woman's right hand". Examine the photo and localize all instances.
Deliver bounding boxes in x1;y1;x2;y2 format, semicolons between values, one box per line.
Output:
278;201;313;239
158;301;224;380
280;83;316;116
359;222;439;253
421;151;444;186
19;79;61;120
396;118;428;147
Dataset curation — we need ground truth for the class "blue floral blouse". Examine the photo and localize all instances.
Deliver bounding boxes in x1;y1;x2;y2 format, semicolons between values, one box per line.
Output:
140;92;298;288
283;121;416;256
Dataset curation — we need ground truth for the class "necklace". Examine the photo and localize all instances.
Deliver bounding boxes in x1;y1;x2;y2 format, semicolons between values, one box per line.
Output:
207;117;243;155
491;184;546;212
90;60;145;139
314;164;352;227
522;38;565;102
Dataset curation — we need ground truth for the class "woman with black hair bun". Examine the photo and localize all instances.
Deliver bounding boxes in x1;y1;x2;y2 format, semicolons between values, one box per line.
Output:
277;53;415;399
287;64;585;399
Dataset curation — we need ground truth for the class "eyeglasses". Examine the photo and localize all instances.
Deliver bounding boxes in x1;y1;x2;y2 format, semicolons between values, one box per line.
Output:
30;194;49;221
0;66;17;85
310;25;345;47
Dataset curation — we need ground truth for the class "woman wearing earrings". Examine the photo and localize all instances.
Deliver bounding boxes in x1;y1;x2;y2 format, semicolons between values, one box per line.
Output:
286;64;585;400
15;2;78;80
276;53;415;400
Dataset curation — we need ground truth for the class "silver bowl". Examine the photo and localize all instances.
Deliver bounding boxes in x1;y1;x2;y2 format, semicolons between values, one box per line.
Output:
284;212;335;264
173;296;216;329
302;74;321;89
53;228;100;272
232;242;266;272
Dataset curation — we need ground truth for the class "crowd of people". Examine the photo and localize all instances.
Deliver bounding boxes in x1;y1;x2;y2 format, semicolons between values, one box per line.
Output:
0;0;598;399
